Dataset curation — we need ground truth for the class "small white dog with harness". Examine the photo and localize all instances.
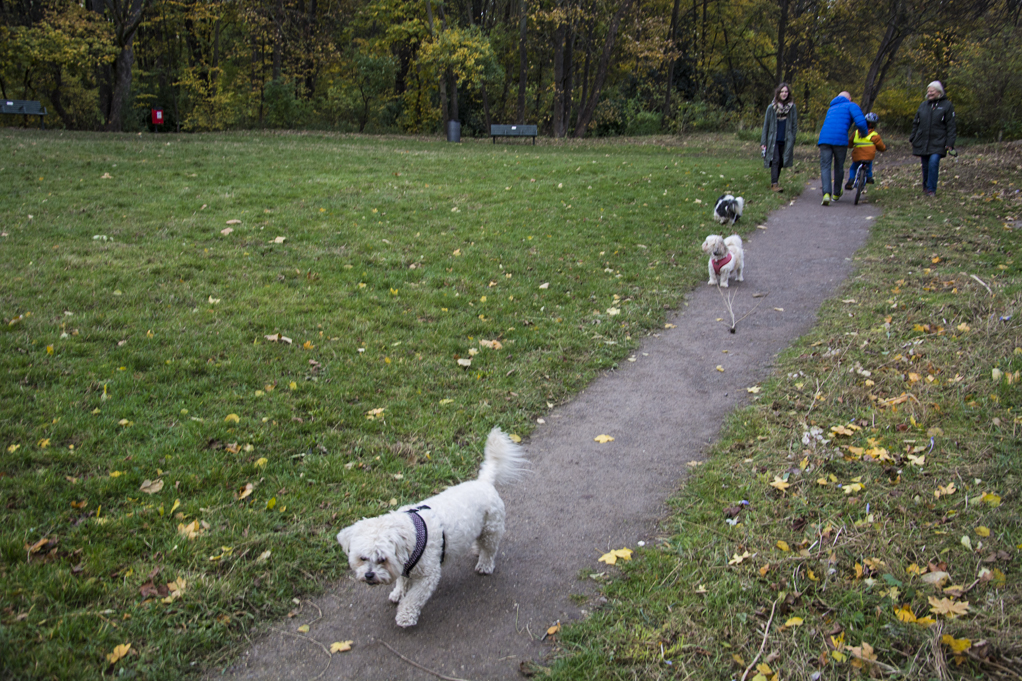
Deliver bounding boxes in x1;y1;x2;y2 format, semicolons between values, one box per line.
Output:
701;234;745;287
336;427;526;627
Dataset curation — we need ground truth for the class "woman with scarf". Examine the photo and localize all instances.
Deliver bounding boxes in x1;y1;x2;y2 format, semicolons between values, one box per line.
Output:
761;83;798;192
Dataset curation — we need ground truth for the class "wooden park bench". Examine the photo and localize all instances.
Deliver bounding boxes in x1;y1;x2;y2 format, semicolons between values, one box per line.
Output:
490;124;537;144
1;100;48;128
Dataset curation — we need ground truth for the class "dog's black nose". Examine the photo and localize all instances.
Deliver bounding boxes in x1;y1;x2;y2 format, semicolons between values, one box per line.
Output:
365;571;375;582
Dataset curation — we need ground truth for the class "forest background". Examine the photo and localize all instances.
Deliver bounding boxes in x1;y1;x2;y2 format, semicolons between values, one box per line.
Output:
1;0;1021;141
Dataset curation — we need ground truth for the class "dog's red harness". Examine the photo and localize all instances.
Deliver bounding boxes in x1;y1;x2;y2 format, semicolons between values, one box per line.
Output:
712;253;732;276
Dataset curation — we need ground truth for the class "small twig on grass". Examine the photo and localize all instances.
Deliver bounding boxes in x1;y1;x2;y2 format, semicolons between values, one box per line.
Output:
847;650;901;676
740;599;777;681
304;601;324;626
966;649;1022;680
379;639;473;681
969;274;993;296
931;622;950;681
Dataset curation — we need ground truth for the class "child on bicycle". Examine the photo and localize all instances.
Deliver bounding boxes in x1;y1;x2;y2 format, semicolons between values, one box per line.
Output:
846;112;886;189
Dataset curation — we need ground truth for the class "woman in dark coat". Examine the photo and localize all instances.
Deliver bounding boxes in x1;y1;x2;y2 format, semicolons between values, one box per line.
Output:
910;80;956;196
760;82;798;192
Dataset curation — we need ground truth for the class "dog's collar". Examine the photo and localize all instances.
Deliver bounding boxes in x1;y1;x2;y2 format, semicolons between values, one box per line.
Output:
402;506;445;577
712;252;732;275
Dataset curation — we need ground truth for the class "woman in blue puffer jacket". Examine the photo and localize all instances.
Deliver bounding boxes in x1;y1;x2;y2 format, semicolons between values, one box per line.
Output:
817;91;868;205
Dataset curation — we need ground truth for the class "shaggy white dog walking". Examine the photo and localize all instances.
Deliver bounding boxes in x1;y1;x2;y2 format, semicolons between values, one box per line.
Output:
336;427;526;627
701;234;745;287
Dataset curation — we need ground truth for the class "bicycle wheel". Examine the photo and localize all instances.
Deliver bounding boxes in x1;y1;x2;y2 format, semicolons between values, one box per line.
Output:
854;166;866;205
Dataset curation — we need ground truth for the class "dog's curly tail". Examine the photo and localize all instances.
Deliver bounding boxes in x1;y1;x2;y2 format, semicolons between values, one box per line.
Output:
477;427;528;487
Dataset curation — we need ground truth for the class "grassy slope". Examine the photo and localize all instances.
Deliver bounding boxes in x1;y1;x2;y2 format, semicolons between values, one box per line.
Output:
551;144;1022;679
0;130;794;679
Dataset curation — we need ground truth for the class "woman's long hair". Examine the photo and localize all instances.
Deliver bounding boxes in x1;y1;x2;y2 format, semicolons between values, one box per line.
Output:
773;82;793;105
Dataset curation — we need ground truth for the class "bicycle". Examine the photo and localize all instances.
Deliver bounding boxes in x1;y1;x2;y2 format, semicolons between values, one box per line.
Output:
852;163;868;205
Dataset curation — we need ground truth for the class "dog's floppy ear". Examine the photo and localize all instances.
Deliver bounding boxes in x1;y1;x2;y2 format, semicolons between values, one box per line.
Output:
336;526;352;553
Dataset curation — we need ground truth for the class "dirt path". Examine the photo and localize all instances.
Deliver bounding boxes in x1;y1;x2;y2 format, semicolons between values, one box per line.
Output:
217;181;877;681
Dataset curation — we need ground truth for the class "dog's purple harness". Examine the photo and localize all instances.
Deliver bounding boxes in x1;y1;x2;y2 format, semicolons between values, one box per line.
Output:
712;253;732;276
402;506;445;577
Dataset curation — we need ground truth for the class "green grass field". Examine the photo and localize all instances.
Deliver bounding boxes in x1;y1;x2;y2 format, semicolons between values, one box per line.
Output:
549;144;1022;679
1;130;790;679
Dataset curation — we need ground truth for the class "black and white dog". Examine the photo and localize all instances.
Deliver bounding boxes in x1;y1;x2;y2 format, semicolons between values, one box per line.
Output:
713;194;745;226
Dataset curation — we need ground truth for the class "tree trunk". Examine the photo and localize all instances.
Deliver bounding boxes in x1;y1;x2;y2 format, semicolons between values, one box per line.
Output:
482;79;492;129
775;0;788;85
573;0;635;137
45;68;76;129
861;0;908;112
552;17;566;138
272;0;284;81
663;0;680;125
102;0;152;132
425;0;448;125
517;0;528;123
449;71;459;121
213;17;221;69
563;27;573;135
576;45;590;132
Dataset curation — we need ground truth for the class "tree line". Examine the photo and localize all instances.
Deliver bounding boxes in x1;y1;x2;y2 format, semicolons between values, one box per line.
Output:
1;0;1020;139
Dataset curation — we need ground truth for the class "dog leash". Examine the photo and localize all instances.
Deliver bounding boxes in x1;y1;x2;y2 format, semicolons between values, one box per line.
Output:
402;506;446;577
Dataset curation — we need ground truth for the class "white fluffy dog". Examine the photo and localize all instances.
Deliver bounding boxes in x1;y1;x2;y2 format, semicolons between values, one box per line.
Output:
713;194;745;226
336;427;526;627
701;234;745;287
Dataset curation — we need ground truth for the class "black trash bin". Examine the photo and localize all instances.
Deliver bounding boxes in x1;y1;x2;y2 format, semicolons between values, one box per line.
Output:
446;120;461;142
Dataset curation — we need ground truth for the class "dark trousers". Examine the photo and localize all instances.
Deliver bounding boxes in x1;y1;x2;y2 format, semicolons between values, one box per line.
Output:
770;142;785;184
819;144;848;196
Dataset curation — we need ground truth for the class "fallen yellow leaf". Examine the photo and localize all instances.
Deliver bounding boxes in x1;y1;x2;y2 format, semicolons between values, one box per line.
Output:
224;413;240;423
139;479;164;495
728;551;752;565
598;548;633;565
594;434;615;443
928;596;970;618
941;634;972;654
106;643;131;665
331;641;353;653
